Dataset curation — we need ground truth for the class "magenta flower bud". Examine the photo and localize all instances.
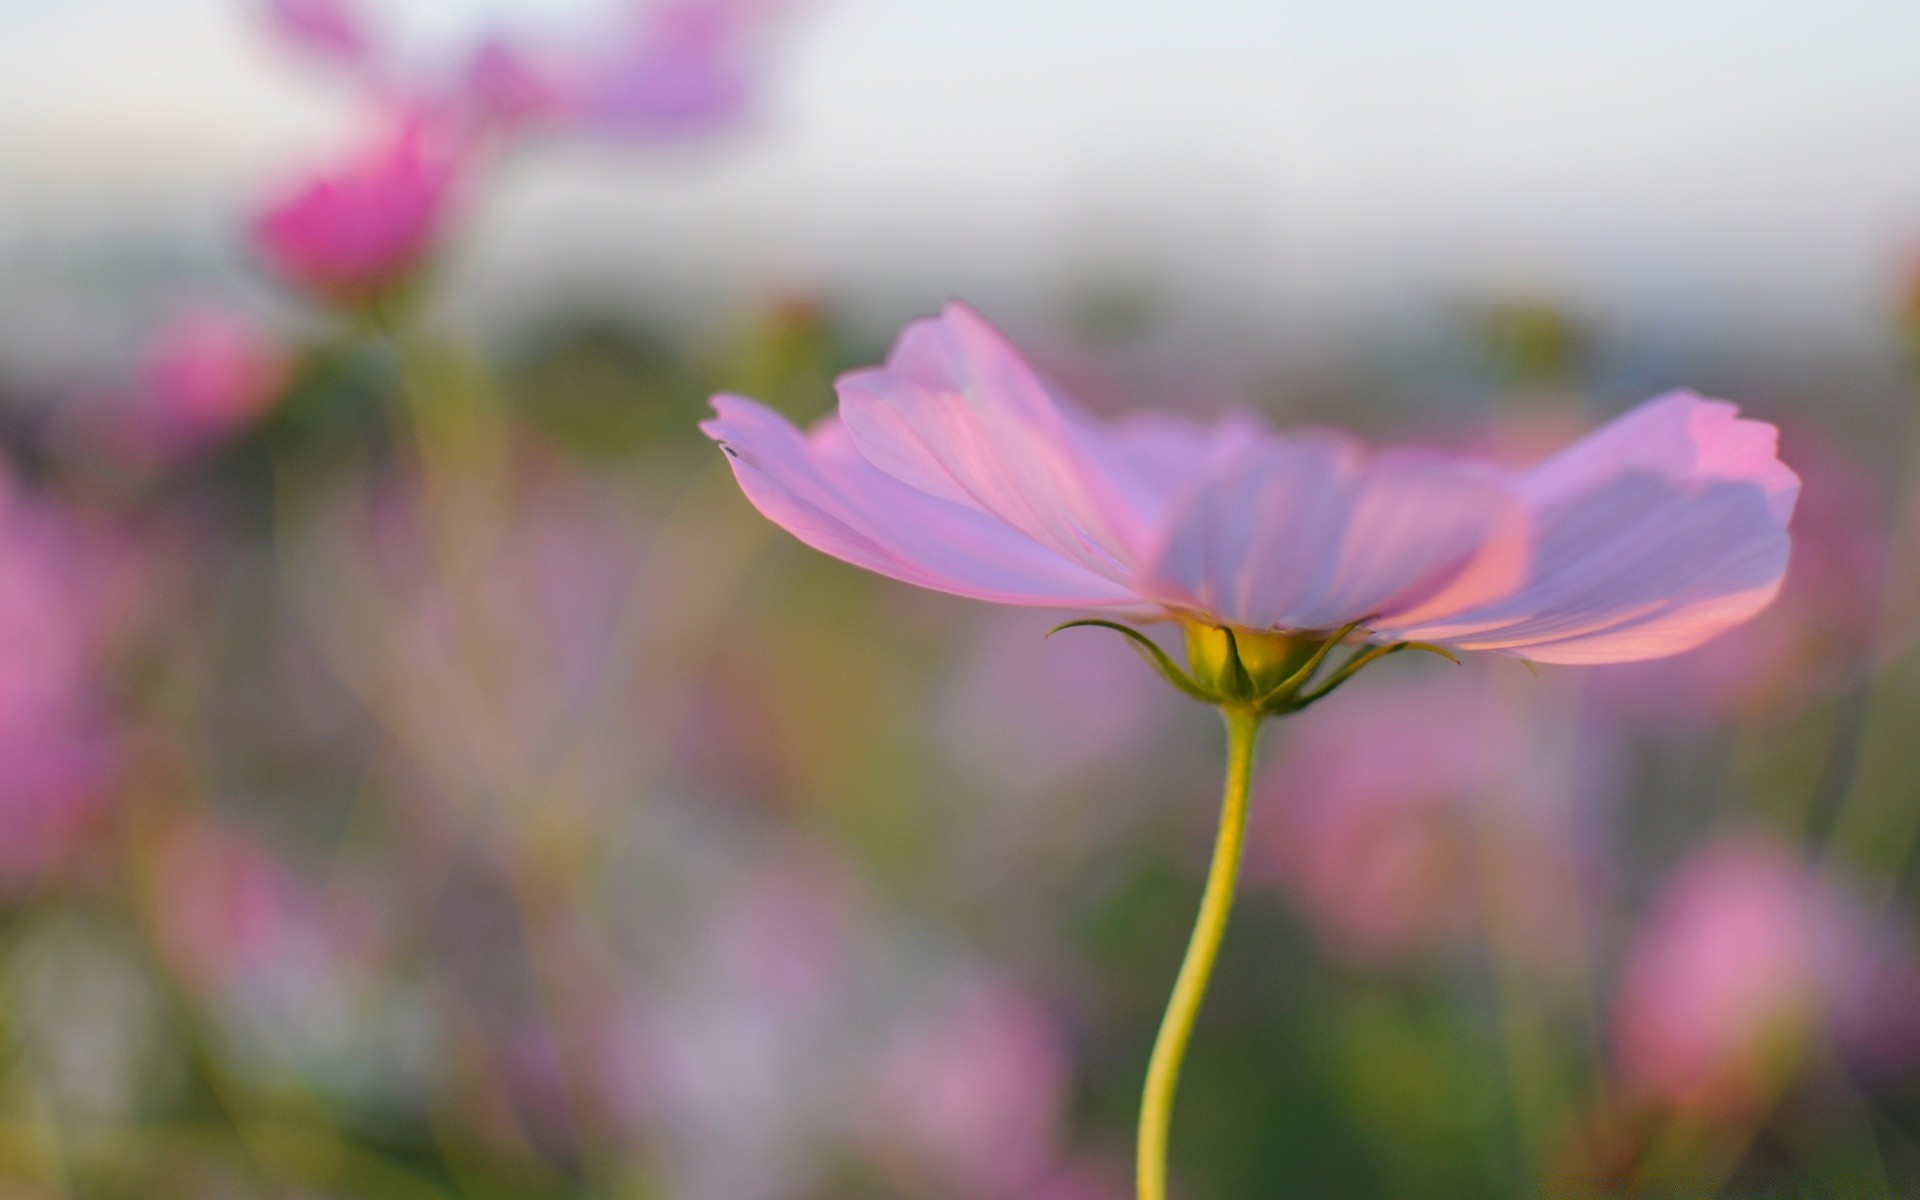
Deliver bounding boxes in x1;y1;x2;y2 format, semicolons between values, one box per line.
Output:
252;113;464;309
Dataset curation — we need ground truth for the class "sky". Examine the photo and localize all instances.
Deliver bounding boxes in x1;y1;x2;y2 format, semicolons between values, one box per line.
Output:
3;0;1920;361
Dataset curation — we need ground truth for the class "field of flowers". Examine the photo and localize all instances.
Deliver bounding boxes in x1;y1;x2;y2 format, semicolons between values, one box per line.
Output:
3;2;1920;1197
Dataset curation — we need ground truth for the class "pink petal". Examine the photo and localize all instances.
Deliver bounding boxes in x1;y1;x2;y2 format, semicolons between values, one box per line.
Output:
702;396;1138;608
1139;437;1528;633
1386;393;1798;663
835;304;1156;583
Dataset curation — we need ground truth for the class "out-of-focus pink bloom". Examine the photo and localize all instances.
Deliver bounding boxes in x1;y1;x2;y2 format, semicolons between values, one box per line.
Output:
560;0;785;139
0;478;138;883
1613;836;1920;1120
1586;430;1887;722
862;977;1072;1197
253;114;464;307
151;819;406;1086
601;842;863;1200
262;0;375;72
705;303;1798;665
154;822;315;994
135;307;291;451
260;0;789;141
1249;669;1595;965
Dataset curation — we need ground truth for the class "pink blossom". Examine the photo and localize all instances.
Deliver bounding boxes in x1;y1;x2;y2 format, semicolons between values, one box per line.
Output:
1585;429;1887;722
253;114;464;307
150;819;397;1072
153;822;313;994
0;480;137;883
1248;669;1597;965
704;303;1798;665
602;843;864;1200
559;0;787;139
1612;836;1920;1119
260;0;787;140
261;0;375;73
863;977;1072;1197
135;306;291;451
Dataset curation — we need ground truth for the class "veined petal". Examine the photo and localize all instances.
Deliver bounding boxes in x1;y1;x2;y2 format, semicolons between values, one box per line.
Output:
1138;436;1528;634
835;303;1154;581
702;396;1138;608
1385;393;1798;663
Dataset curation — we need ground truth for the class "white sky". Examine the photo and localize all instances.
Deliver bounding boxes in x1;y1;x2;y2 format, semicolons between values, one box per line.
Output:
3;0;1920;358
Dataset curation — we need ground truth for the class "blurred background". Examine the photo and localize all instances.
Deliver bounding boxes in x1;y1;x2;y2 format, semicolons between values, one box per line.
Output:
3;1;1920;1196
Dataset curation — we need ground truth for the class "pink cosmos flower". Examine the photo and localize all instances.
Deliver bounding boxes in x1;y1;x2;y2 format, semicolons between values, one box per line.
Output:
135;306;291;451
1249;669;1603;967
253;113;464;307
1612;835;1920;1120
703;303;1798;667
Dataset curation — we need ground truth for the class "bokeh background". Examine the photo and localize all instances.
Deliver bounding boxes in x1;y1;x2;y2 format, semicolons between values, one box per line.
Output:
4;1;1920;1196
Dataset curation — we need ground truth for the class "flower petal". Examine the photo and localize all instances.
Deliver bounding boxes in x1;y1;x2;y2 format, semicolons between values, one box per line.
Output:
1385;393;1799;664
702;396;1138;607
1138;436;1528;633
834;304;1154;581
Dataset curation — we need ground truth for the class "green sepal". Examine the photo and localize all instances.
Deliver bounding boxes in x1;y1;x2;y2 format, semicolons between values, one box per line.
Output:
1247;617;1368;712
1048;619;1214;703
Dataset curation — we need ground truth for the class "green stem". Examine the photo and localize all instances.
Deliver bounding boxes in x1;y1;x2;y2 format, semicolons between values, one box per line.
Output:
1138;705;1262;1200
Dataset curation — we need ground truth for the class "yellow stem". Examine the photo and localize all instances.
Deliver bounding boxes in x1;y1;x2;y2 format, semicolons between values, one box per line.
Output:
1138;705;1261;1200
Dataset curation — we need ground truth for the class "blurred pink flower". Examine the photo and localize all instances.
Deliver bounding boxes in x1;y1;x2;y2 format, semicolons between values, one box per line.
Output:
1585;429;1887;723
151;818;404;1085
253;114;464;307
1613;835;1920;1120
260;0;789;140
1248;669;1597;965
0;479;138;883
705;303;1798;665
135;306;291;451
262;0;375;72
154;822;314;993
863;977;1072;1197
559;0;788;139
601;842;863;1200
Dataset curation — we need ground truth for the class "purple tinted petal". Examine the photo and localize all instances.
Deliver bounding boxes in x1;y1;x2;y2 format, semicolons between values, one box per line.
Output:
702;396;1137;608
1387;393;1798;663
1139;437;1526;632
